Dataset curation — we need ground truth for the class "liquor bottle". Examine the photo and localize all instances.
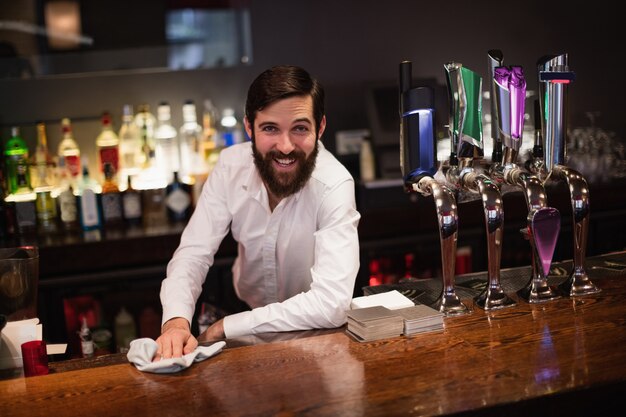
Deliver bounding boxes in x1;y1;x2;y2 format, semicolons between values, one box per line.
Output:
200;99;218;164
32;123;59;235
77;162;102;231
359;139;375;182
4;126;32;195
30;122;56;189
35;186;59;235
122;175;142;227
100;162;123;229
56;159;79;233
118;104;144;185
165;171;192;223
154;102;180;183
133;104;156;168
78;316;94;358
95;112;120;183
57;118;81;188
0;152;11;238
219;107;245;147
179;99;203;181
141;187;167;227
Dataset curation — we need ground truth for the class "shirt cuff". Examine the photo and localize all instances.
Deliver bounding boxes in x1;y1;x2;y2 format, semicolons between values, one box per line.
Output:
223;311;253;338
161;304;194;327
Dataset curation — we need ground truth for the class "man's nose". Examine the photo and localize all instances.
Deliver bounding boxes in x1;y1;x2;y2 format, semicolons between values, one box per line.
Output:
275;133;295;154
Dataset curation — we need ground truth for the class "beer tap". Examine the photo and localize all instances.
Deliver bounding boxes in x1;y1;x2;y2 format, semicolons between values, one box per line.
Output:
442;62;515;310
488;53;562;303
399;60;470;316
534;53;601;297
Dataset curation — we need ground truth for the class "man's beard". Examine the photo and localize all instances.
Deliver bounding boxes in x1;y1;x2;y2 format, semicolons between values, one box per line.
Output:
252;141;319;199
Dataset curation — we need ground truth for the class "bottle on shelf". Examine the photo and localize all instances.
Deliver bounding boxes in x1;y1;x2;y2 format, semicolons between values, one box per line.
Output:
141;187;167;228
200;99;219;165
100;162;123;229
114;307;137;353
133;104;156;169
77;159;102;231
57;118;81;188
122;174;142;227
219;107;245;147
78;316;94;358
0;152;14;238
95;111;120;183
4;126;32;195
359;139;376;182
32;123;59;235
118;104;144;187
165;171;192;223
30;122;56;189
56;158;79;233
179;99;204;181
154;101;180;183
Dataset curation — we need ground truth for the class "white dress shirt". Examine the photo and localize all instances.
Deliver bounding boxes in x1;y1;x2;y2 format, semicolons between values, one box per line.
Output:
160;141;361;338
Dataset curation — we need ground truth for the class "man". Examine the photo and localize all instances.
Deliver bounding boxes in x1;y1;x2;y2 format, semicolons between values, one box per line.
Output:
156;65;361;359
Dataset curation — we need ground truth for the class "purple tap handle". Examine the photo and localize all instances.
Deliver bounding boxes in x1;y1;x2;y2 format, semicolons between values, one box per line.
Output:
494;66;511;141
509;66;526;140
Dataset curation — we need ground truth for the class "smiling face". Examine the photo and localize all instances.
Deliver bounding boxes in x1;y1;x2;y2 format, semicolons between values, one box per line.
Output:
246;95;326;201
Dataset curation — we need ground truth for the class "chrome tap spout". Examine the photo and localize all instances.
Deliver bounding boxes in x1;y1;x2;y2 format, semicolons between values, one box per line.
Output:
551;165;601;296
536;53;600;297
412;177;469;315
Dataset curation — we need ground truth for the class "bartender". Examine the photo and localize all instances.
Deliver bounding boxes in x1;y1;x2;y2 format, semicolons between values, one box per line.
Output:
156;65;361;359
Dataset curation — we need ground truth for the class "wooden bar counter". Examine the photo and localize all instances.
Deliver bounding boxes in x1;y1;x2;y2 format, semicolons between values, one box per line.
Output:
2;252;626;416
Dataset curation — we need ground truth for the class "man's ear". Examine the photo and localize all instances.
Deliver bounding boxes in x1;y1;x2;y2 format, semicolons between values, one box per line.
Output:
244;116;253;140
317;115;327;140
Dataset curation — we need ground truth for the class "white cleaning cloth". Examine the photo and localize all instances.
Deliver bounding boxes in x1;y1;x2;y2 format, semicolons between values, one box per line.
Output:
127;338;226;374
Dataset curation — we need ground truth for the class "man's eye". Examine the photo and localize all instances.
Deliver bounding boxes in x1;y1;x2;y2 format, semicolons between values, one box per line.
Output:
293;125;309;133
261;125;278;132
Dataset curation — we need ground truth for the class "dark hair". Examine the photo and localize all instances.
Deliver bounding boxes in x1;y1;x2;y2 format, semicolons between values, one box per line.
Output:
245;65;325;136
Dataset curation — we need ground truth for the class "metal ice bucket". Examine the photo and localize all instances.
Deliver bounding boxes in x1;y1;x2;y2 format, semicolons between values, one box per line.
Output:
0;246;39;322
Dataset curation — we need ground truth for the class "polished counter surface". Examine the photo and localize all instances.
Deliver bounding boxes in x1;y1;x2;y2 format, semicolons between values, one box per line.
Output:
2;252;626;417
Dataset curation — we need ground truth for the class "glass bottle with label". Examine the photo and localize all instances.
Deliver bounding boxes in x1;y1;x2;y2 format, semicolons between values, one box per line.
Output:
200;99;218;165
32;123;59;235
179;100;204;181
100;162;124;229
165;171;192;223
4;126;32;195
133;104;156;169
56;158;79;233
78;316;94;358
219;107;245;147
96;112;120;183
30;122;56;189
57;118;81;188
122;175;142;227
118;104;144;186
77;162;102;231
154;102;179;183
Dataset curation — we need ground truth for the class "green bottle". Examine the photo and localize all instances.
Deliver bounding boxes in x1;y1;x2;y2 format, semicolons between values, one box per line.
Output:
4;127;32;195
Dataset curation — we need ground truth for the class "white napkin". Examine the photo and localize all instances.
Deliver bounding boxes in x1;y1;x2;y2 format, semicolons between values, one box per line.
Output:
350;290;415;310
127;338;226;374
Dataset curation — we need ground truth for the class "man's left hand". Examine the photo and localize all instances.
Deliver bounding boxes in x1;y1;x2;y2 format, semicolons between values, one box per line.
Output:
198;318;225;343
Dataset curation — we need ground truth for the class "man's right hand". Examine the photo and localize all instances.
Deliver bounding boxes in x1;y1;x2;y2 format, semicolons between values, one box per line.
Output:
154;317;198;361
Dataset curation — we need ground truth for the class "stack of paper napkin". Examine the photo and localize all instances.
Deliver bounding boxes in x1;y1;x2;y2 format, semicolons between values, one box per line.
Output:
347;290;444;342
394;304;444;336
347;306;404;342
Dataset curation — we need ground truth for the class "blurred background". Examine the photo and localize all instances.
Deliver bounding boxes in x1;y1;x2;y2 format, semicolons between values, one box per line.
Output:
1;0;623;179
